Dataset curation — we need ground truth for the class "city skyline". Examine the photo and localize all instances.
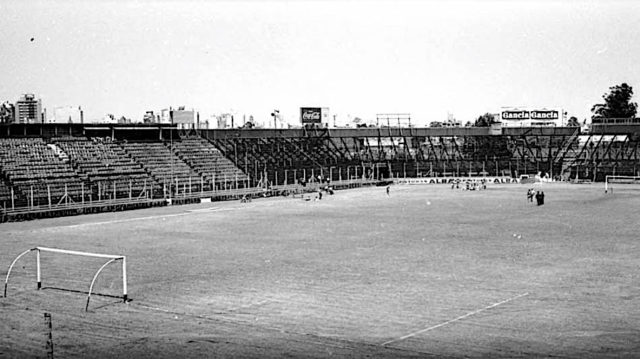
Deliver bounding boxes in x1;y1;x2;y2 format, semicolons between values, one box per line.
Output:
1;0;639;126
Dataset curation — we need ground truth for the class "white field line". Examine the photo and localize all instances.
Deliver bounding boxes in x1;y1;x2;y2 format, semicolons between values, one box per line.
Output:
60;212;192;229
381;292;529;346
42;205;253;230
224;298;282;312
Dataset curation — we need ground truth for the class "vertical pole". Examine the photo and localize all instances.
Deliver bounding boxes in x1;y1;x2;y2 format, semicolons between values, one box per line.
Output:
330;167;333;182
36;249;41;290
99;182;102;201
65;184;69;205
112;182;116;202
122;257;128;302
47;185;51;209
275;171;278;187
82;183;85;205
30;186;34;209
44;312;54;359
189;177;192;195
11;187;14;210
201;177;204;196
129;180;132;200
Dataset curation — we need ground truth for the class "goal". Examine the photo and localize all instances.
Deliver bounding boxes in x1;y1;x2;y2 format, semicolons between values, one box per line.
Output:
604;175;640;193
3;247;127;311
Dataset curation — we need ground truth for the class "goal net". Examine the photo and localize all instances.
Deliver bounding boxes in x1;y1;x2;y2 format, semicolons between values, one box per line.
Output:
3;247;127;311
604;175;640;193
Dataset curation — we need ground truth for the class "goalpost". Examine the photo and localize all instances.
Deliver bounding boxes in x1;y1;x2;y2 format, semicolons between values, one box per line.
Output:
3;247;127;311
604;175;640;193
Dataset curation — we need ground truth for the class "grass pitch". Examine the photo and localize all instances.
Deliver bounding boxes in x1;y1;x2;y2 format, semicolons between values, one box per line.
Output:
1;183;640;358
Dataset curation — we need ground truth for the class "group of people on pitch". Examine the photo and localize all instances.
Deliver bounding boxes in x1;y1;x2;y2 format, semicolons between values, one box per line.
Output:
451;179;487;191
526;188;545;206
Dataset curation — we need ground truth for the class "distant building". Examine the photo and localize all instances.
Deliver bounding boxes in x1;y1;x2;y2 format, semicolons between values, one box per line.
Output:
216;113;233;129
50;106;83;124
143;111;155;124
15;94;43;123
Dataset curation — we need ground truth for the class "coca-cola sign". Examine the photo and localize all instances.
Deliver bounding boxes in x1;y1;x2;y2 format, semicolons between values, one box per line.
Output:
300;107;322;124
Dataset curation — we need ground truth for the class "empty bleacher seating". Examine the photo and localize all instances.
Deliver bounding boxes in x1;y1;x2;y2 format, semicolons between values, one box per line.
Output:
172;137;248;188
120;141;204;195
0;138;85;206
54;137;160;200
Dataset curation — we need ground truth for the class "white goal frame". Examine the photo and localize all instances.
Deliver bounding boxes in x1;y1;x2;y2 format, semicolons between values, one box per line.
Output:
3;247;127;311
604;175;640;193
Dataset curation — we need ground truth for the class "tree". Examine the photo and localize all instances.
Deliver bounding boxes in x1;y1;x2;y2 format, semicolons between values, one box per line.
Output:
591;83;638;119
474;113;496;127
0;102;14;123
567;116;580;127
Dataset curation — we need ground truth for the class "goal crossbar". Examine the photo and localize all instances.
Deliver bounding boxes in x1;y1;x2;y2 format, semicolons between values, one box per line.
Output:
36;246;123;259
604;175;640;193
3;247;127;311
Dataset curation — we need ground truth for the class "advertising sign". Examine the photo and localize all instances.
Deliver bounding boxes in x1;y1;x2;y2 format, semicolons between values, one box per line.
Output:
530;110;559;120
300;107;322;124
501;111;529;120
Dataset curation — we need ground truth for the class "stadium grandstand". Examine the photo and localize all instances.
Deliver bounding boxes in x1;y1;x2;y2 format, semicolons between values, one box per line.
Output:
1;122;640;221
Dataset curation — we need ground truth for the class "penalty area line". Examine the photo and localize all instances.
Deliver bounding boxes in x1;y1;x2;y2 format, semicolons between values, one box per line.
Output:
381;292;529;346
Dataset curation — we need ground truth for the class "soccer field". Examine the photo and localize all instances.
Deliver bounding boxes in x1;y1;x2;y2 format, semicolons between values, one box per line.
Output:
1;183;640;358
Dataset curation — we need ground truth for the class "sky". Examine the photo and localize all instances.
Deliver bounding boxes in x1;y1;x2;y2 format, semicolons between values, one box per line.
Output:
1;0;639;126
